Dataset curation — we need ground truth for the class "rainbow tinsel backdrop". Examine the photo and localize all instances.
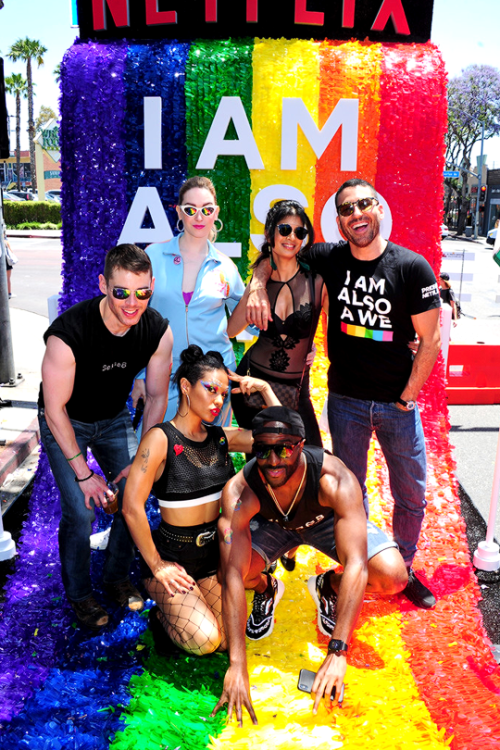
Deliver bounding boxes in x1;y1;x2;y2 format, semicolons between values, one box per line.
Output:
0;36;498;750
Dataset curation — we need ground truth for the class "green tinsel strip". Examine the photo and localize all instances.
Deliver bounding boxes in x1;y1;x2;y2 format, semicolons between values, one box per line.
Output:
111;627;229;750
185;38;254;281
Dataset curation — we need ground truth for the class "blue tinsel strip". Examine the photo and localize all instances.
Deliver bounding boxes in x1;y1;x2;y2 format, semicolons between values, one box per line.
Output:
124;40;190;239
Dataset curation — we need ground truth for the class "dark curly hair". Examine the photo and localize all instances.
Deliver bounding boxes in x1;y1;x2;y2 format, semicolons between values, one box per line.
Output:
172;345;227;389
253;200;314;269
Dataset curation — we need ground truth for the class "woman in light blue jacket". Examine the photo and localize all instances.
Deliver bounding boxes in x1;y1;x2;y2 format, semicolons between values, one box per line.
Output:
132;176;246;426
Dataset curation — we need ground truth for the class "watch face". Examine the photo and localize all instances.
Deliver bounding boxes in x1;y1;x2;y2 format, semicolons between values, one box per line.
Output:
406;401;416;411
328;638;348;653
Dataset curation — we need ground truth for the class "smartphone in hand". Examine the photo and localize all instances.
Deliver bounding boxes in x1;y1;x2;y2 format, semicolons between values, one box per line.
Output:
297;669;345;703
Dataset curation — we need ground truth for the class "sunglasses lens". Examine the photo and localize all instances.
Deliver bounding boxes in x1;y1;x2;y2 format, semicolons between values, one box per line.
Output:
183;206;197;217
112;288;130;300
277;224;292;237
254;445;271;460
338;203;354;217
295;227;308;240
359;198;375;212
135;289;153;300
201;206;216;216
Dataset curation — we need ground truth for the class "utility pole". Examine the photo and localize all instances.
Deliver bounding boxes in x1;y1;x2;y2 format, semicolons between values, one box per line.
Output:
474;122;485;240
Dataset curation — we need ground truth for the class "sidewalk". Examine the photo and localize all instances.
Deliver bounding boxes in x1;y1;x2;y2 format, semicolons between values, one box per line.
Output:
0;307;46;512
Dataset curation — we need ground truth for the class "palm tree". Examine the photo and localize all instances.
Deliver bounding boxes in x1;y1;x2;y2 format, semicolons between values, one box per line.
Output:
53;63;61;84
5;73;27;190
7;38;47;189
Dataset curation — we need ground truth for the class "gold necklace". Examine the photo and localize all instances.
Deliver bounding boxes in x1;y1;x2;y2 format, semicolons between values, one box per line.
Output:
264;456;307;523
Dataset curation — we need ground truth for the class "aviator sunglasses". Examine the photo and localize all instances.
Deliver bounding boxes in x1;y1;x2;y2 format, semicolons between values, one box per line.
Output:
254;440;304;460
276;224;308;241
337;196;379;217
179;204;217;217
111;287;153;301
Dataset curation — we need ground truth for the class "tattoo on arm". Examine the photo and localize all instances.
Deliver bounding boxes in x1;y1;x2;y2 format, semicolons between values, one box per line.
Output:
223;528;233;545
140;447;150;474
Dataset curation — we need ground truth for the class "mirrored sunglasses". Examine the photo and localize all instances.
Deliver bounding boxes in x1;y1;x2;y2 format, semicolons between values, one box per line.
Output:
111;287;153;301
179;204;217;217
337;197;379;217
253;441;303;460
276;224;308;241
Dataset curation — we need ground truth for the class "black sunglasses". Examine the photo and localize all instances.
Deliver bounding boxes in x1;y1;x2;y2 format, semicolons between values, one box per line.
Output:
276;224;308;241
337;197;379;217
111;287;153;301
253;441;304;460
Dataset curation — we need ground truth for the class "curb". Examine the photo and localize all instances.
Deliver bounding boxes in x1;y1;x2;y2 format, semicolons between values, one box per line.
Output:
0;416;40;489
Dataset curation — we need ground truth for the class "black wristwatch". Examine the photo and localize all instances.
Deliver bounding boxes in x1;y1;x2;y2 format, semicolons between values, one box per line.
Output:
327;638;348;655
396;397;416;411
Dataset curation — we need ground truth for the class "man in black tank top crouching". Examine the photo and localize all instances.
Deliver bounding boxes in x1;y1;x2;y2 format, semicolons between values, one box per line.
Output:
212;406;408;725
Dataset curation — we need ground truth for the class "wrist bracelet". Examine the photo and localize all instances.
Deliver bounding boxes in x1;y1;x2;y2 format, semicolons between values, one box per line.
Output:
75;470;94;483
67;451;82;462
248;287;266;296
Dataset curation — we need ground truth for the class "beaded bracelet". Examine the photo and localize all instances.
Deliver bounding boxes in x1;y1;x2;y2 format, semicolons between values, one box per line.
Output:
67;451;82;462
74;470;94;484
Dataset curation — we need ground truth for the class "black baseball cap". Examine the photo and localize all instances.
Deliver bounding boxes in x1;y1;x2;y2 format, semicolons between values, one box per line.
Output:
440;272;450;280
251;406;306;439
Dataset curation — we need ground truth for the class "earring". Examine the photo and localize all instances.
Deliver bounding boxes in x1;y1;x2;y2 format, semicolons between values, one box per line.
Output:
176;392;190;418
214;218;224;233
270;249;277;271
176;218;184;232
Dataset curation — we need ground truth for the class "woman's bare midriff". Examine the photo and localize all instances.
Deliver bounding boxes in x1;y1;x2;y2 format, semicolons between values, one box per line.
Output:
160;497;221;528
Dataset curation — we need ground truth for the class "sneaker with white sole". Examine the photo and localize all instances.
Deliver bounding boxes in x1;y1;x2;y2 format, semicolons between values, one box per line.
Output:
307;572;337;636
245;574;285;640
90;527;111;550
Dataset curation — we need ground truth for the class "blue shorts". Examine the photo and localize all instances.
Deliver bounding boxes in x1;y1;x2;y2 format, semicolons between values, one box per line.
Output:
250;513;397;567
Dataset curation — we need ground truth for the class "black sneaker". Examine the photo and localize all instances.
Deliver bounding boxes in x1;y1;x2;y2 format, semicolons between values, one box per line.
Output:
280;554;296;572
246;575;285;640
70;595;109;630
307;573;337;636
105;579;144;611
403;569;436;609
265;560;278;575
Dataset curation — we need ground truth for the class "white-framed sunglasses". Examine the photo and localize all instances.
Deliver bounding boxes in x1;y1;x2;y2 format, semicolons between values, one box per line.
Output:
179;204;217;218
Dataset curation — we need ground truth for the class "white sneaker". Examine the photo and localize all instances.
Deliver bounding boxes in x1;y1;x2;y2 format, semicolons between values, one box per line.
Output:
90;527;111;550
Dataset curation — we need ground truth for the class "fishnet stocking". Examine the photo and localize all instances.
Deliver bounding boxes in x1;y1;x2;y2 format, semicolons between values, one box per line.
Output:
144;574;227;655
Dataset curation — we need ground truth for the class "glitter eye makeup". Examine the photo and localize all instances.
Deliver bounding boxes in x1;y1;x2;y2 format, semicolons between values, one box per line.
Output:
201;380;228;399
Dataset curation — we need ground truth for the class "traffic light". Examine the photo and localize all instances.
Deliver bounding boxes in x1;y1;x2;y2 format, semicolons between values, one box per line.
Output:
0;58;9;159
480;185;487;201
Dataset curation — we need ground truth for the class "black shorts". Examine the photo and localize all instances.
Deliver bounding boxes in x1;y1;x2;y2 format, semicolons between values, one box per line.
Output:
140;519;219;582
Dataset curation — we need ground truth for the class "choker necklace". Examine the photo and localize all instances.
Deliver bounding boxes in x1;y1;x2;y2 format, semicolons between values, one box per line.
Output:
264;456;307;523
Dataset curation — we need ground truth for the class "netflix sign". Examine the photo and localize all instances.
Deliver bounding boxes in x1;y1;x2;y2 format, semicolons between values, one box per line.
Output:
76;0;435;43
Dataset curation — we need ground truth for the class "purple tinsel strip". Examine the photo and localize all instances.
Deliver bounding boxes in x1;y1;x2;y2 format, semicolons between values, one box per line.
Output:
0;452;74;723
59;41;128;313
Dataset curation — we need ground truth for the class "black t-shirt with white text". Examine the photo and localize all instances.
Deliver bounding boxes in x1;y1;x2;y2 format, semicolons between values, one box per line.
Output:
309;241;441;402
39;296;169;423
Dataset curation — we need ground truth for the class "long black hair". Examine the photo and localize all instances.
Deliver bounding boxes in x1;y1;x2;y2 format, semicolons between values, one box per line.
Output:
253;199;315;269
172;345;227;389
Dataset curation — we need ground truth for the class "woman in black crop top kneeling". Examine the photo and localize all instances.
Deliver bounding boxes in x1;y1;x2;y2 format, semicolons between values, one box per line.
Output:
123;345;280;656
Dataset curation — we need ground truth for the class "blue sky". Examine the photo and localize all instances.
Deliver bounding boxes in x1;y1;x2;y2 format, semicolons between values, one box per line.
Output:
0;0;499;165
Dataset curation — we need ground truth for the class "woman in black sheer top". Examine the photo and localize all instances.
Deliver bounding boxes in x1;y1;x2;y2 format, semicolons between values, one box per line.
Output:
228;200;328;447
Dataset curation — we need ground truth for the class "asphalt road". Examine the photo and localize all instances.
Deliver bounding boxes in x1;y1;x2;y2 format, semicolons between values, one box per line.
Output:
7;236;63;318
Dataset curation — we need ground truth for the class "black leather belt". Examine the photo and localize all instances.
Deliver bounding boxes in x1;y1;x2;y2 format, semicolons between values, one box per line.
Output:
159;525;217;547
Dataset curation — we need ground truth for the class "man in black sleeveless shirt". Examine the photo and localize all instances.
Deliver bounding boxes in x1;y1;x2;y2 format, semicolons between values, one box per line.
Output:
212;407;407;725
38;244;173;630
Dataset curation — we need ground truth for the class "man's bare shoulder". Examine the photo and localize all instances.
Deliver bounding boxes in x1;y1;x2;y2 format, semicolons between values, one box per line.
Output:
319;452;362;510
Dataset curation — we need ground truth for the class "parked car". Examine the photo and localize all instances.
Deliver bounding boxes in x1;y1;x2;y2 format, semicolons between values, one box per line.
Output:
441;223;449;239
487;227;498;246
2;191;25;201
45;189;61;203
6;189;33;200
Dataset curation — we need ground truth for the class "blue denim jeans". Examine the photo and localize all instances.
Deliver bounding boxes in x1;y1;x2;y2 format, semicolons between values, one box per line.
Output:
327;393;427;566
39;407;138;602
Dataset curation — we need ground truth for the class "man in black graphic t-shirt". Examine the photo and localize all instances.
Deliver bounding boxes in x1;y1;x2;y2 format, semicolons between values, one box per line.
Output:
38;244;173;629
247;180;441;610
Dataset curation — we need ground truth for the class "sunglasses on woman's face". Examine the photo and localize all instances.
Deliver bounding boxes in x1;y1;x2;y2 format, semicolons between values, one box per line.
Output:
337;196;379;217
253;440;303;460
179;204;217;217
276;224;308;241
111;287;153;301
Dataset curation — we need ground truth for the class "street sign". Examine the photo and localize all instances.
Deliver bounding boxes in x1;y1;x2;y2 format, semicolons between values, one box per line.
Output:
444;170;460;178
